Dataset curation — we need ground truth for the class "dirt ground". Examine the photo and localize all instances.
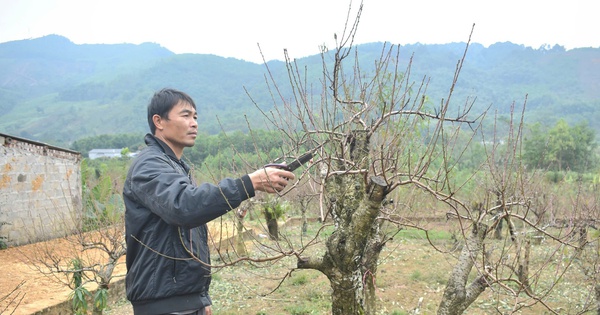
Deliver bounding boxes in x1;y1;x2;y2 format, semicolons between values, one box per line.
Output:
0;219;252;315
0;236;128;315
0;219;250;315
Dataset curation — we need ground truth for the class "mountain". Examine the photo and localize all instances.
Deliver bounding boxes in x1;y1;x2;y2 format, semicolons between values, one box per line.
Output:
0;35;599;146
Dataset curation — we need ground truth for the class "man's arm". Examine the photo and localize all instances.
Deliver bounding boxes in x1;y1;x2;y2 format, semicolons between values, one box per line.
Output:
128;157;295;228
129;156;256;228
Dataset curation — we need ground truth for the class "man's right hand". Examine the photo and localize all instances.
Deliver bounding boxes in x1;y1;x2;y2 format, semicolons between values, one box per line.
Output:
248;167;295;193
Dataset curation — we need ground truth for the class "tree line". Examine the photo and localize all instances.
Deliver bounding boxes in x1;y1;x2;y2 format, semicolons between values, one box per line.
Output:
72;118;600;177
72;129;288;173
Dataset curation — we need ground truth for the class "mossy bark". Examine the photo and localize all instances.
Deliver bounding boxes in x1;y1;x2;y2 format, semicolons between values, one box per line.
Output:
297;130;388;315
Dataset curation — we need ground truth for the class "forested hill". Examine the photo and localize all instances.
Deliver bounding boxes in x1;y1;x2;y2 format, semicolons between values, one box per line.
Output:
0;34;599;147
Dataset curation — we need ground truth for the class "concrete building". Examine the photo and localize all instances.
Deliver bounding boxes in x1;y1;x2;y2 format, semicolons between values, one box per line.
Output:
89;148;123;159
88;148;138;159
0;133;82;247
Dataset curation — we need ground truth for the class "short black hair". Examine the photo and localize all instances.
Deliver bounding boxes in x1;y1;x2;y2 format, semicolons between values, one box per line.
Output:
147;88;196;134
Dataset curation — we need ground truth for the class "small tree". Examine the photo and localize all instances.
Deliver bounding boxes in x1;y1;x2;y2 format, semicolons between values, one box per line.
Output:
234;201;252;257
295;187;318;236
261;196;289;241
22;159;127;315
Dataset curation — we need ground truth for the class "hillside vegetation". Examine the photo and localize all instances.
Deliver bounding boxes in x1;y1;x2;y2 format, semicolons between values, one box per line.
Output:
0;35;599;147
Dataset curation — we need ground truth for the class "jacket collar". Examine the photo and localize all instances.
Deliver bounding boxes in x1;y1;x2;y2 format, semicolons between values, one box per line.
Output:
144;134;192;176
144;133;179;161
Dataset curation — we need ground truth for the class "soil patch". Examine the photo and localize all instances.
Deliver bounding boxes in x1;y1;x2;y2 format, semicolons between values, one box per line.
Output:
0;219;260;315
0;237;127;315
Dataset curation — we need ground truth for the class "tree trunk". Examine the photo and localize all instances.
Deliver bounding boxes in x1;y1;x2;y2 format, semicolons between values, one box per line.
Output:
299;198;309;236
297;130;387;315
267;218;279;241
494;217;503;239
329;269;376;315
301;233;382;315
263;205;280;241
438;223;490;315
517;239;532;293
235;213;247;256
595;283;600;315
301;208;308;236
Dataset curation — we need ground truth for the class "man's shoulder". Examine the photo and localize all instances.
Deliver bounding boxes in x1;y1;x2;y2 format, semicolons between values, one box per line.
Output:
132;145;168;165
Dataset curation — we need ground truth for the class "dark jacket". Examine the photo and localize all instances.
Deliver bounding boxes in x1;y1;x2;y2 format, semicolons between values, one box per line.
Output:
123;134;255;315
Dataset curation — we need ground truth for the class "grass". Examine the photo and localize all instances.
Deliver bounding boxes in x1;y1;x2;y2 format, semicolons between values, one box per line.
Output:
396;228;453;241
207;233;450;314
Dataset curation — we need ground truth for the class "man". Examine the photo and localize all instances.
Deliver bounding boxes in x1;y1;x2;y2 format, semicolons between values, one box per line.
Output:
123;88;294;315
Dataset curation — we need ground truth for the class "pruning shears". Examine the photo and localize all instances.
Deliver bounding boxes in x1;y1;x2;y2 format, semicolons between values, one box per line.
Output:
264;151;313;172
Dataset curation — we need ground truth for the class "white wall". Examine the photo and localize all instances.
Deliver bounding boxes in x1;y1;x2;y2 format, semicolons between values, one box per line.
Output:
0;135;82;246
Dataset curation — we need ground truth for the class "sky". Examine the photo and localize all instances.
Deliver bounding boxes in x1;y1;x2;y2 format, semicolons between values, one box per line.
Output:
0;0;598;63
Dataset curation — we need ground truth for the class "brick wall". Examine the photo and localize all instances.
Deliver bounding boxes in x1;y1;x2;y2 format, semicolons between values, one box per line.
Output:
0;134;82;247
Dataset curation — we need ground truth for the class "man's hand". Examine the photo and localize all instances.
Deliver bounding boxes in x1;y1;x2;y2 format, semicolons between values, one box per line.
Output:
248;167;295;193
205;305;212;315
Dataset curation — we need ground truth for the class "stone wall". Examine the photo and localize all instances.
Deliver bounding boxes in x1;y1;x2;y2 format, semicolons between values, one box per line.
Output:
0;133;82;247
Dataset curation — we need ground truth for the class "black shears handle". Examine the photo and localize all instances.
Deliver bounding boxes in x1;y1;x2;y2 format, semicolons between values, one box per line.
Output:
264;152;313;172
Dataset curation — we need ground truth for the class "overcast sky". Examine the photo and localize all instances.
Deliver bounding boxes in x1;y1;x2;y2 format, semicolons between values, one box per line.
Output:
1;0;598;63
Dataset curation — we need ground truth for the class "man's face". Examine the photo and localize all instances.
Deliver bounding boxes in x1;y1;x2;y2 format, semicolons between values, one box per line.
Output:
155;100;198;154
